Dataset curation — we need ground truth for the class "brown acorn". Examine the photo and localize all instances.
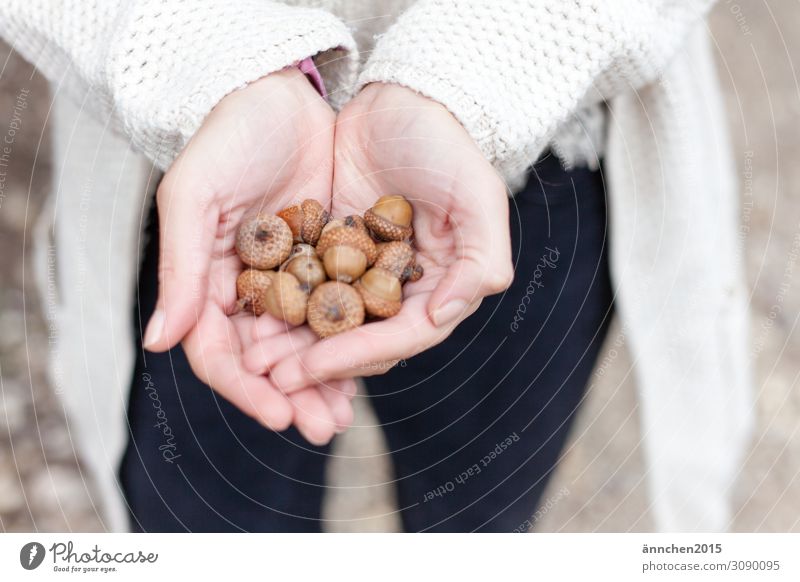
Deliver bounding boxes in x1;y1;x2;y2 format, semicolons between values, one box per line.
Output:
354;267;403;319
316;216;378;283
320;214;368;237
263;271;308;326
276;199;329;245
281;245;326;292
364;195;413;241
374;241;424;283
286;242;316;258
235;269;274;316
307;281;365;338
235;213;293;269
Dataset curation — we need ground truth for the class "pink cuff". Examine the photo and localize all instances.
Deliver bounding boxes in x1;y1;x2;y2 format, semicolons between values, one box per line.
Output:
297;57;327;100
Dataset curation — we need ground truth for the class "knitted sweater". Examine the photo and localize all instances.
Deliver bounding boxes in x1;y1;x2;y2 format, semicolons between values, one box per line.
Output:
1;0;752;532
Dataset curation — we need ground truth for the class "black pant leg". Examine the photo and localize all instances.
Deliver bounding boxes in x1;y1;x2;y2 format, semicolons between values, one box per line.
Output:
364;154;613;532
119;202;330;532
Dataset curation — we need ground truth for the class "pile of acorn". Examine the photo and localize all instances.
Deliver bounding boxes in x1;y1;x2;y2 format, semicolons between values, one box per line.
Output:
234;195;422;338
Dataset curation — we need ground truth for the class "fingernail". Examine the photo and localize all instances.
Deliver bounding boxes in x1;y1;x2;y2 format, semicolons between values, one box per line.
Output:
143;309;165;349
432;300;467;327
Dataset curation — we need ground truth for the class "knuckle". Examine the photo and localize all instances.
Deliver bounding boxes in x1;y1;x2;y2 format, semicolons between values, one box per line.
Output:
268;410;293;432
485;267;514;294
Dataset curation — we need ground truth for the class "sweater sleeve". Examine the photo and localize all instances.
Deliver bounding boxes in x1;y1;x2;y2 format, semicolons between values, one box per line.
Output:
0;0;357;170
358;0;715;181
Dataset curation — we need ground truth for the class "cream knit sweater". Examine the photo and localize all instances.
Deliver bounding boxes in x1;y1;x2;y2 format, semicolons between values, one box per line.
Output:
1;0;752;532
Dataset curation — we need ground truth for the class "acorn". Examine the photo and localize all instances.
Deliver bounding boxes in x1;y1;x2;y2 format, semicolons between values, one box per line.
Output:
276;199;330;245
364;195;413;241
263;271;308;326
354;267;403;319
281;244;326;292
320;214;368;237
235;213;293;269
375;241;424;283
286;242;316;258
307;281;365;338
315;216;378;283
234;269;274;316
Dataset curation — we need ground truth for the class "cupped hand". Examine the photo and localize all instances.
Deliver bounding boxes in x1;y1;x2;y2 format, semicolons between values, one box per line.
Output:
259;83;514;391
142;69;354;445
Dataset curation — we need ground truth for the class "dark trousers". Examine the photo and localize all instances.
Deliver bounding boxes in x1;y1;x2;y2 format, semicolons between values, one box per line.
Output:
119;153;613;532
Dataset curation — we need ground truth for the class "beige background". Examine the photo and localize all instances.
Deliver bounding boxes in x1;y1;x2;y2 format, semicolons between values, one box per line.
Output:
1;1;799;532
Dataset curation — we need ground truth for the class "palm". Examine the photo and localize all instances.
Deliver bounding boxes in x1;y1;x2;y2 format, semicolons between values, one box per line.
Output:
266;84;513;390
150;71;354;444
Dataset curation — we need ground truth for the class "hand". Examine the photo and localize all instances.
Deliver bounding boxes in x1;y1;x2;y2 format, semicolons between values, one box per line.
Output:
142;69;354;445
258;83;514;391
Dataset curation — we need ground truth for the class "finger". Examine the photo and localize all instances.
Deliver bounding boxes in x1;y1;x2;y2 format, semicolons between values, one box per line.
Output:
288;388;338;446
144;166;219;352
270;294;481;392
337;378;358;400
250;313;305;341
182;313;293;431
345;359;406;379
243;325;318;374
318;381;355;432
427;173;513;328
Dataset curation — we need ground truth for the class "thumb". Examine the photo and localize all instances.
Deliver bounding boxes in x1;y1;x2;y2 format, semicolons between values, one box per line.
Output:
428;174;513;328
143;170;217;352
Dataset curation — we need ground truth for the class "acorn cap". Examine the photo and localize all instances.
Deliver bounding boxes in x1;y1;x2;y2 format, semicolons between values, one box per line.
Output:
276;199;330;245
323;214;367;234
320;217;345;237
235;213;293;269
307;281;365;338
407;264;424;283
235;269;274;316
374;241;422;283
364;195;413;241
316;219;378;265
354;268;402;319
286;243;315;259
299;199;329;245
263;271;307;326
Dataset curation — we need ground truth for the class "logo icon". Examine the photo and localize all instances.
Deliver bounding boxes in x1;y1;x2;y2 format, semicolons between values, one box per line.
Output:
20;542;46;570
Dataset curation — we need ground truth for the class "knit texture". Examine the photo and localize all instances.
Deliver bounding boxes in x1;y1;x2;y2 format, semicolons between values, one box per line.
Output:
0;0;358;170
359;0;714;186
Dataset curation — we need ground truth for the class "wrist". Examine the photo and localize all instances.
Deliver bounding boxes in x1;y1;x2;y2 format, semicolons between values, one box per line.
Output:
217;68;331;119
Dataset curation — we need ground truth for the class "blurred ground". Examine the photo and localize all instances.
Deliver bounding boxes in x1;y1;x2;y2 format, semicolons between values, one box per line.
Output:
2;2;800;532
